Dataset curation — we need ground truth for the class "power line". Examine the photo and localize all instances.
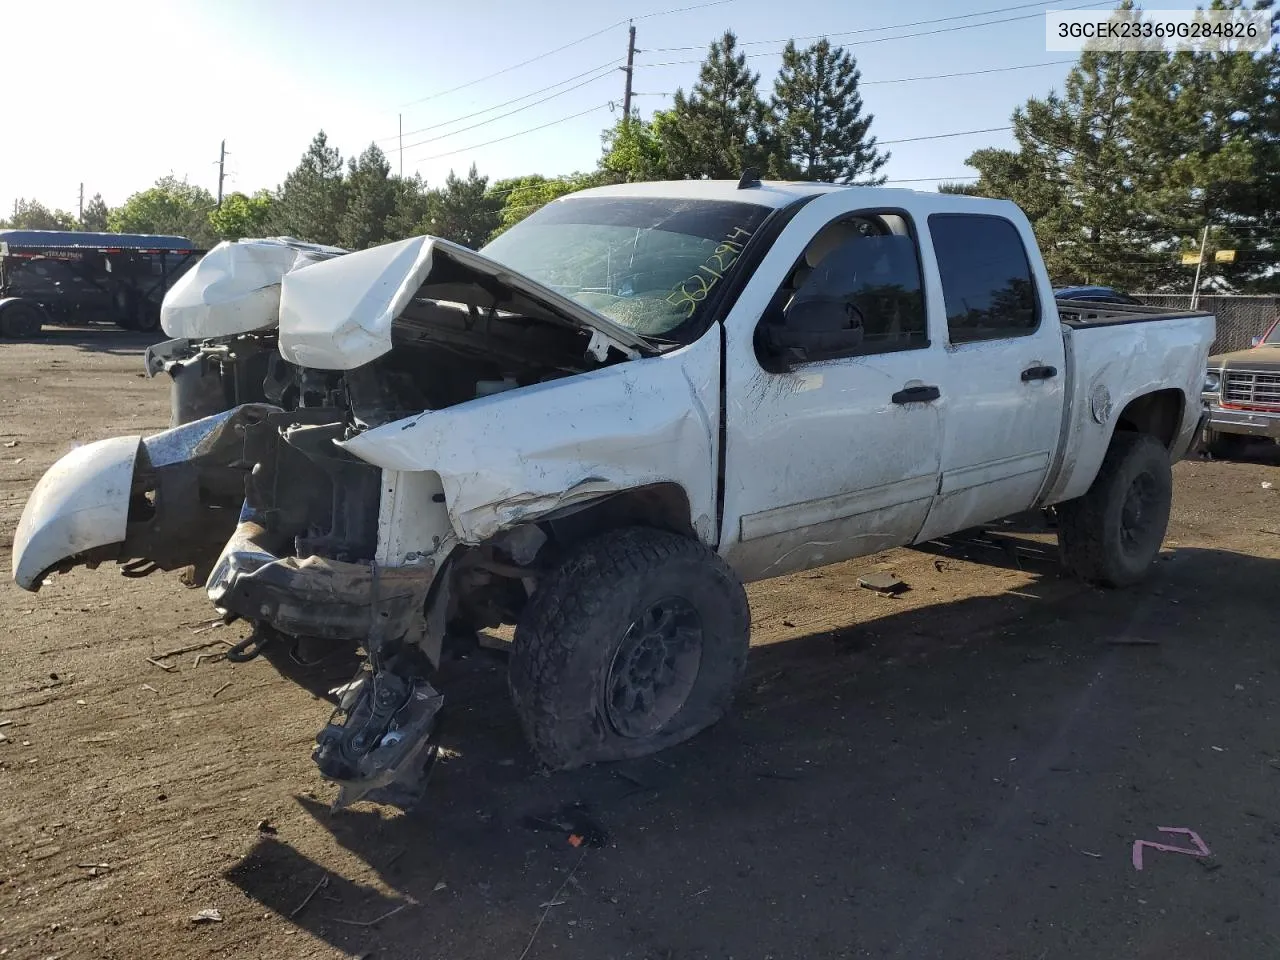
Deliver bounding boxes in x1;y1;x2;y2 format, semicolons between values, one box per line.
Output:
862;60;1076;85
638;0;1112;67
401;0;735;107
417;103;614;162
401;68;620;151
646;0;1066;52
381;59;621;143
879;125;1012;146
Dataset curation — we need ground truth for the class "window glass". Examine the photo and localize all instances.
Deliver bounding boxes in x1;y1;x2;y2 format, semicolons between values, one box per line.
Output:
929;214;1038;343
784;231;928;357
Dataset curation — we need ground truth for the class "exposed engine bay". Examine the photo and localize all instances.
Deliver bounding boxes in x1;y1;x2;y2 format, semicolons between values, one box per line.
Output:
16;234;673;808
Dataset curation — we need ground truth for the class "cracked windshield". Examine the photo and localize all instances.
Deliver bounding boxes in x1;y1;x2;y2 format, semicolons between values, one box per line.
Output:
481;196;772;338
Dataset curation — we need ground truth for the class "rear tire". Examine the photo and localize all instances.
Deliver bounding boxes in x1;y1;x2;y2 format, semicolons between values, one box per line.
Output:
510;526;750;770
1057;432;1172;588
0;302;43;338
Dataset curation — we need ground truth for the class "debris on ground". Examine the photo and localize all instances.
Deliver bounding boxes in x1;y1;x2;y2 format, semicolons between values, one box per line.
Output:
2;440;17;447
857;572;909;595
1263;481;1274;490
145;657;175;673
191;908;223;923
212;681;232;698
256;819;277;835
522;802;609;848
289;875;328;919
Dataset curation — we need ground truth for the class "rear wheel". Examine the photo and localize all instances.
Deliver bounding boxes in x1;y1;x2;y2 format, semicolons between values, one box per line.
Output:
510;526;750;770
1057;432;1172;588
0;302;43;338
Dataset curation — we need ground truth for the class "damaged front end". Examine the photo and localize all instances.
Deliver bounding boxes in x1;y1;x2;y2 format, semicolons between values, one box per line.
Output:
12;232;678;809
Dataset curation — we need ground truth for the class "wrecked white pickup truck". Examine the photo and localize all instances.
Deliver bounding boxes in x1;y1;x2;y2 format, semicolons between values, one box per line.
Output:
12;179;1215;808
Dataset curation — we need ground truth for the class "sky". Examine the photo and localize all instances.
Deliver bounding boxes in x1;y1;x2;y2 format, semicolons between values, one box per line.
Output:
0;0;1215;219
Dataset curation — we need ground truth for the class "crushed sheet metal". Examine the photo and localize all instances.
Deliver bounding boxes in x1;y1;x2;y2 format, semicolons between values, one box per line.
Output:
338;331;721;544
276;235;650;372
161;237;346;340
11;435;142;590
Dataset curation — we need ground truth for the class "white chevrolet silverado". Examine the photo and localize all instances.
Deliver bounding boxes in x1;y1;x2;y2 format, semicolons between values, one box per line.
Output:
11;179;1215;808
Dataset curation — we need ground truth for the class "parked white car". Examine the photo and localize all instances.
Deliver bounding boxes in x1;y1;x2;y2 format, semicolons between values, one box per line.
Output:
12;179;1215;808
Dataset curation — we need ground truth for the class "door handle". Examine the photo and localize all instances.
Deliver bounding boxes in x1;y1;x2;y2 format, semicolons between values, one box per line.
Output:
891;384;941;404
1021;365;1058;382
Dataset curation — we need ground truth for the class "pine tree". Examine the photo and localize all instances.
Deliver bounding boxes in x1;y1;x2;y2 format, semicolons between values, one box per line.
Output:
423;165;502;249
273;131;347;245
660;31;770;179
338;143;396;250
80;193;111;231
769;40;888;184
385;174;433;241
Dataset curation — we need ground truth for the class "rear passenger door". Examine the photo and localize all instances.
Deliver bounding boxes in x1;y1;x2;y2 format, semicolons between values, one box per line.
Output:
914;212;1066;543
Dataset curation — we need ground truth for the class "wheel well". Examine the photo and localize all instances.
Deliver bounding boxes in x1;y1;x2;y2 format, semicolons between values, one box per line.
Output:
538;483;697;547
1115;389;1184;449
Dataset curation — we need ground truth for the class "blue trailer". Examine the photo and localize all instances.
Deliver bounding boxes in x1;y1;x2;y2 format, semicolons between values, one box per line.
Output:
0;229;205;337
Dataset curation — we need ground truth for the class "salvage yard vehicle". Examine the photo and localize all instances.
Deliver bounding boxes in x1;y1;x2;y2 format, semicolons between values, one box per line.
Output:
0;230;205;336
12;180;1216;809
1201;313;1280;457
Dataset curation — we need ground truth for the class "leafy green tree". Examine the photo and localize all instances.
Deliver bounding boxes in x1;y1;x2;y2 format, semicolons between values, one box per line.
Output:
769;39;888;184
4;198;79;231
660;31;771;179
599;116;669;182
208;190;275;241
490;173;601;236
79;193;111;231
423;165;502;249
109;176;217;245
273;130;347;245
338;143;396;249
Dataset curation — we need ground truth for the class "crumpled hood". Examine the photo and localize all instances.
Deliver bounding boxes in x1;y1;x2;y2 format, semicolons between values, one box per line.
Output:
276;235;653;371
161;237;347;340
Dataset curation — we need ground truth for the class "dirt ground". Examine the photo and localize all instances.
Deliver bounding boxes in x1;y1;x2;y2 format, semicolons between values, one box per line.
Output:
2;328;1279;960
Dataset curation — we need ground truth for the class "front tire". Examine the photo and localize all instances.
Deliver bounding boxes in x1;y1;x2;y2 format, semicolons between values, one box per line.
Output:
510;526;750;770
1057;432;1173;587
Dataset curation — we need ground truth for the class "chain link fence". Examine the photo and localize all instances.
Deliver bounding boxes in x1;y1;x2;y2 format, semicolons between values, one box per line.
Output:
1134;293;1280;356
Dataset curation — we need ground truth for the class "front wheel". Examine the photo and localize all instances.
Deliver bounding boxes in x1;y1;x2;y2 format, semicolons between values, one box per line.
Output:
1056;432;1173;588
509;526;751;770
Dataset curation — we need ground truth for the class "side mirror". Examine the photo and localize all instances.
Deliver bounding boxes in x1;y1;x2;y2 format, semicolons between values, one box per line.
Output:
1252;336;1263;348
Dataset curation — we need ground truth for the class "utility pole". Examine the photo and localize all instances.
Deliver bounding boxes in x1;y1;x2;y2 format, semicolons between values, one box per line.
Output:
1190;222;1210;309
217;139;228;209
398;113;403;178
78;183;84;223
621;22;636;124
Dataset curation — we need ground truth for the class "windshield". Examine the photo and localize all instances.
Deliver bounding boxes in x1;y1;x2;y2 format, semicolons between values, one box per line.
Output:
1265;320;1280;345
480;195;774;341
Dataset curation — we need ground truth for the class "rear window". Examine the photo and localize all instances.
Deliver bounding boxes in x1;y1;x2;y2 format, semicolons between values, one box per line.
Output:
928;214;1039;343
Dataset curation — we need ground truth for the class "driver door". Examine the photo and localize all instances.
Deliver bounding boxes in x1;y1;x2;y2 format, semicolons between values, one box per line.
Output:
718;198;947;582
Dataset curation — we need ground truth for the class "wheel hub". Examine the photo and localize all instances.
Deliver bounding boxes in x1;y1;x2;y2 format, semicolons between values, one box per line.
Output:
1120;471;1158;555
606;596;703;739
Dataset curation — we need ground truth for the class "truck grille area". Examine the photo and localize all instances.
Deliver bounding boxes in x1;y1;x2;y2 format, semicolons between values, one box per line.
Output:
1223;370;1280;409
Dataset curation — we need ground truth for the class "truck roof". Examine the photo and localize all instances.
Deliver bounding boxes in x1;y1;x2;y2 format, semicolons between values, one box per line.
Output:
0;229;198;253
563;179;1021;217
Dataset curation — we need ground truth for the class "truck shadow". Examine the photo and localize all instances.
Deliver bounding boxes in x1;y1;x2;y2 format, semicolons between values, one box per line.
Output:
223;542;1280;959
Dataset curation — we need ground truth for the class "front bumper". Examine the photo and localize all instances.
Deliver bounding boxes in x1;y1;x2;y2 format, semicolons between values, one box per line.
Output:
206;514;436;641
1207;405;1280;440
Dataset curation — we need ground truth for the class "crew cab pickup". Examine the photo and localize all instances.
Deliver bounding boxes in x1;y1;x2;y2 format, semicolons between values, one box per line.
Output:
11;181;1216;808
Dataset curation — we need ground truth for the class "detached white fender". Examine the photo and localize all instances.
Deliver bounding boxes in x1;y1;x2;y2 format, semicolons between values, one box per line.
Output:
338;331;722;545
12;436;141;591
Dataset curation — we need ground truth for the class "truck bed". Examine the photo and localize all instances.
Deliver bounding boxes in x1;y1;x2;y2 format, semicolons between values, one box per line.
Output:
1056;298;1211;328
